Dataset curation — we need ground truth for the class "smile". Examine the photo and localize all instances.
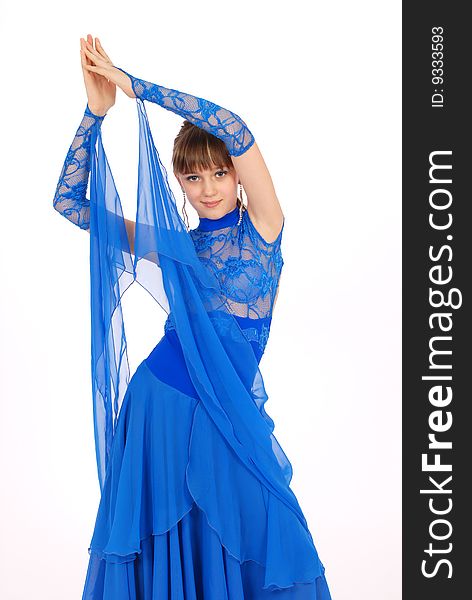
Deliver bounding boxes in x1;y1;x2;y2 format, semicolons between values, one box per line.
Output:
203;199;222;208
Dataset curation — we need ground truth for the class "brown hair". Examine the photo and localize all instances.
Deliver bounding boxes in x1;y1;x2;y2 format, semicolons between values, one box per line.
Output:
172;121;245;228
172;120;234;175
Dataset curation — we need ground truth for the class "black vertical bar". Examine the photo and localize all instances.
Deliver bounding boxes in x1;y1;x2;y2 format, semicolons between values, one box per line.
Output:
403;4;471;599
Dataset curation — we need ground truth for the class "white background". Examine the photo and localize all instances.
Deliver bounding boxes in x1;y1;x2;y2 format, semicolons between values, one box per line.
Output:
0;1;401;598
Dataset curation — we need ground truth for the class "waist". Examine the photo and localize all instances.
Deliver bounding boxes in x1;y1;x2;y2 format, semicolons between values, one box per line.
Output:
144;329;198;399
163;312;272;362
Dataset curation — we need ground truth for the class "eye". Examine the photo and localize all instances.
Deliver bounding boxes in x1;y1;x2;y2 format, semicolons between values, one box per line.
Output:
185;170;227;182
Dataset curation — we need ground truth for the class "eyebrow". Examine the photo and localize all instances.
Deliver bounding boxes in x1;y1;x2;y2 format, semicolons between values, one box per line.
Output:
183;166;227;175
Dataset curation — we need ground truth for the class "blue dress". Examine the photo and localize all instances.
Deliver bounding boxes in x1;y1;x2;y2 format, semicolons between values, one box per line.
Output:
80;204;331;599
53;75;333;599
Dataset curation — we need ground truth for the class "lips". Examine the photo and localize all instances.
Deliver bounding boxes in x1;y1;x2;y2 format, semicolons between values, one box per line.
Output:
203;199;222;208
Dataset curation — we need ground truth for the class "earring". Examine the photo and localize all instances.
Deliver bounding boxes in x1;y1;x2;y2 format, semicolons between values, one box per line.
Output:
182;190;190;232
237;183;244;226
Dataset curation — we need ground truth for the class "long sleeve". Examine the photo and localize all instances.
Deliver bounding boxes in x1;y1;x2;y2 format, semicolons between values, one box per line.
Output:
114;66;255;157
53;105;107;230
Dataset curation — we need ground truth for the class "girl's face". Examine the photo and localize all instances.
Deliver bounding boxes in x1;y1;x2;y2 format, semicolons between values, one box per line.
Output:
174;164;239;220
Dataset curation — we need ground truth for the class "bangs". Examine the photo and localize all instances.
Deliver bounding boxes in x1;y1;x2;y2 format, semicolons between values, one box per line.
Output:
173;121;233;174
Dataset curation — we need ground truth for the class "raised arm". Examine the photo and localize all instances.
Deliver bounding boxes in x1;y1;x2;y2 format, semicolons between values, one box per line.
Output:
53;104;105;230
113;66;284;242
114;66;254;157
53;103;136;252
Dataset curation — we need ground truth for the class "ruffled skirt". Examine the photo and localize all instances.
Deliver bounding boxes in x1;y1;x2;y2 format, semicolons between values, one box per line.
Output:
82;336;332;599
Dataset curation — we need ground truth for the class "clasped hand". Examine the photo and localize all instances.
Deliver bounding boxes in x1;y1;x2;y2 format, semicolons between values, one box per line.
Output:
80;34;135;116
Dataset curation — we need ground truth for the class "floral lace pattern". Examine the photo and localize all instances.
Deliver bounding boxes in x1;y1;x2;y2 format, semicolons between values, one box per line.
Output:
165;208;284;357
115;66;255;157
53;105;106;230
192;212;283;317
237;320;271;354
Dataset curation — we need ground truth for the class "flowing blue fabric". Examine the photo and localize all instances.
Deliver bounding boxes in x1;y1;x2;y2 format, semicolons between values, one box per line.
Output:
89;95;308;526
53;87;332;597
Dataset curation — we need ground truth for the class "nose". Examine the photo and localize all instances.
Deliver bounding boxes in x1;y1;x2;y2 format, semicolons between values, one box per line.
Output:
202;179;218;197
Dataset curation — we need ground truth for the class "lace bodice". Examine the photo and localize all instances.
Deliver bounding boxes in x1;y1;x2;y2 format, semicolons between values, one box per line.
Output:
165;205;284;360
191;207;283;319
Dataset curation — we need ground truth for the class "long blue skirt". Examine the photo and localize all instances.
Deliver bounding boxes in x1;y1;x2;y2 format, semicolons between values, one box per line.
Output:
81;330;332;599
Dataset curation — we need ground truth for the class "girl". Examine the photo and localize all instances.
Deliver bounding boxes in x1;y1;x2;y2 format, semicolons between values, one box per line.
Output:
53;34;332;600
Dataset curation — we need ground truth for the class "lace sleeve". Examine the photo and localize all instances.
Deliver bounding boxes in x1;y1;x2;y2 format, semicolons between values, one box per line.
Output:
115;66;255;157
53;105;106;230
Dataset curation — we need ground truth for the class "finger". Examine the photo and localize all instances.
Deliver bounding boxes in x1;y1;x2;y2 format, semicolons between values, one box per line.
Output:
90;34;99;55
83;39;103;62
80;48;87;68
83;64;101;74
80;43;92;72
84;40;100;60
85;34;94;59
94;38;108;61
82;43;103;66
95;37;112;63
81;38;93;65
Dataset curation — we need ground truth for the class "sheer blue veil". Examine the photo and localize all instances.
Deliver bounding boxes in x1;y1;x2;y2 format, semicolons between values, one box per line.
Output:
88;98;312;538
